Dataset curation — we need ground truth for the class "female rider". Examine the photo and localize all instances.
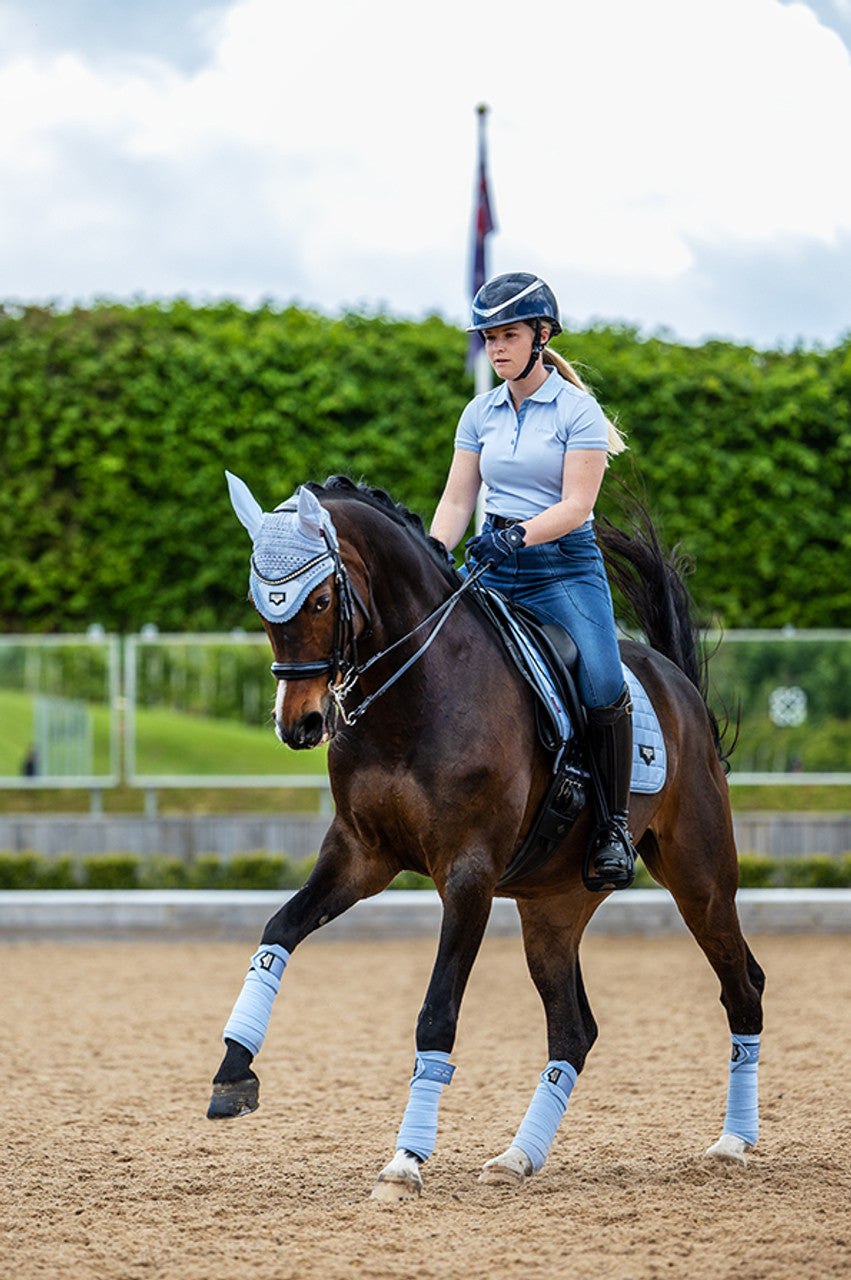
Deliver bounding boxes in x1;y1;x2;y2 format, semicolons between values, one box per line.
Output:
430;272;636;890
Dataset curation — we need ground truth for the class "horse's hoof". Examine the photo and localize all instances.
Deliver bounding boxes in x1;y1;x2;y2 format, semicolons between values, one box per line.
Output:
479;1145;533;1187
705;1133;752;1166
370;1177;421;1202
370;1150;423;1201
206;1077;259;1119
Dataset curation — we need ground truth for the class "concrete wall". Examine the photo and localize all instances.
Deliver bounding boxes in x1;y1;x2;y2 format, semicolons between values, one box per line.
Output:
0;812;849;860
0;814;331;859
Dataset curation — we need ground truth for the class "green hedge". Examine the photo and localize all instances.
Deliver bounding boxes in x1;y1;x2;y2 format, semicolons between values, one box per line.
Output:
0;851;317;890
1;301;849;632
0;851;848;891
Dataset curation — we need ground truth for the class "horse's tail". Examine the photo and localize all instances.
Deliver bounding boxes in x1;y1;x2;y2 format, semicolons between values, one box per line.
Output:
595;491;736;772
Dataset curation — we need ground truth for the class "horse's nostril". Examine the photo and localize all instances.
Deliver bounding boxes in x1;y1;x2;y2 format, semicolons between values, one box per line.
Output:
282;711;324;750
299;712;324;746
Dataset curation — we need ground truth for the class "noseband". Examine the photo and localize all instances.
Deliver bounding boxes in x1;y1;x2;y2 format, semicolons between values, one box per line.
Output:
270;534;367;683
270;539;485;728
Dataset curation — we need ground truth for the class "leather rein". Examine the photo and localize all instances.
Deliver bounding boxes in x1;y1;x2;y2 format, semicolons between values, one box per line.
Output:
270;536;485;728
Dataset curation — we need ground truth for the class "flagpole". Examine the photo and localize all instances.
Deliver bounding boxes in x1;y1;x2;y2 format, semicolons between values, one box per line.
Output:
473;114;493;406
469;103;495;532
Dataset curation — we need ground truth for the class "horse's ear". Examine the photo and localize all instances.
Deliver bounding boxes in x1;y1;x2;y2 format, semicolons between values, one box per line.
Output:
226;471;264;539
297;486;337;546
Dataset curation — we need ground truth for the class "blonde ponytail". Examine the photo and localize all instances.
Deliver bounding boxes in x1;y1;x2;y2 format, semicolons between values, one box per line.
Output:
543;348;627;458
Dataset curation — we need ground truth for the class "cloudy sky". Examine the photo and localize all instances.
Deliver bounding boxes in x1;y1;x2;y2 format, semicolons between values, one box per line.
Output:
1;0;850;349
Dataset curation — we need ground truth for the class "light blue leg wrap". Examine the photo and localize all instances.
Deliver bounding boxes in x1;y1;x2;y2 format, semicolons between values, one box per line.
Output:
394;1050;455;1163
222;944;290;1056
513;1060;578;1173
723;1033;760;1146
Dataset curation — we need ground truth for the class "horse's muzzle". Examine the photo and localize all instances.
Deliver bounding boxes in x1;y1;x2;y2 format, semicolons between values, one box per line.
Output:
277;710;327;750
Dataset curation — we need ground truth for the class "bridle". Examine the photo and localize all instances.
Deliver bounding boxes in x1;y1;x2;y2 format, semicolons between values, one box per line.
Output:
270;534;486;728
268;533;365;682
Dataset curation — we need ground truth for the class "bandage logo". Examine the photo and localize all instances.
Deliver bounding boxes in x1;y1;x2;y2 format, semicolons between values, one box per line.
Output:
257;951;278;970
545;1067;563;1086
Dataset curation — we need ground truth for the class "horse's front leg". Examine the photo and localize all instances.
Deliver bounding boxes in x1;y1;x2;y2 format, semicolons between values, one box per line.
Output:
371;856;496;1202
207;824;391;1119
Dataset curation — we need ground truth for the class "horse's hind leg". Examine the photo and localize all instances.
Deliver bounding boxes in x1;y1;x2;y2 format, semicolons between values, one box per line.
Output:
642;809;766;1167
480;891;598;1188
208;823;392;1120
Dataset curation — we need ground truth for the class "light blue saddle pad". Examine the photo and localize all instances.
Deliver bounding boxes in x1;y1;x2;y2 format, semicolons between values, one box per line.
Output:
623;665;667;794
499;611;667;795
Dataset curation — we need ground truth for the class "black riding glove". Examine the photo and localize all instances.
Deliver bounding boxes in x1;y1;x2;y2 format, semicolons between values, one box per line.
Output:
466;523;527;568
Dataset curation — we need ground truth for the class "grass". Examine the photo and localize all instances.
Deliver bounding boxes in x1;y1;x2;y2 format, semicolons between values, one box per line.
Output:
727;784;851;812
0;688;328;814
129;704;328;777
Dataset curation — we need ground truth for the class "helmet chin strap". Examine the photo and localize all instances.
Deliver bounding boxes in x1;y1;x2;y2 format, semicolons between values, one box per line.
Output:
516;318;545;382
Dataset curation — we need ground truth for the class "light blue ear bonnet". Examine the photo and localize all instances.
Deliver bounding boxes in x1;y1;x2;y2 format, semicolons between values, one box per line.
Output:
226;472;338;623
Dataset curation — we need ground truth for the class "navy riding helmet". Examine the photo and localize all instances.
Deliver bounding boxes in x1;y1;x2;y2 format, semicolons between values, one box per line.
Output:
468;272;562;380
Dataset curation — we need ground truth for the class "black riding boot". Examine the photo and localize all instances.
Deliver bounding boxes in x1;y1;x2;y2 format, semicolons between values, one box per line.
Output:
583;683;637;891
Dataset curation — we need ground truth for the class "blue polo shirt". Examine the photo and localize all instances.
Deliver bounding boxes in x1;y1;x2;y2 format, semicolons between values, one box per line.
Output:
454;368;609;524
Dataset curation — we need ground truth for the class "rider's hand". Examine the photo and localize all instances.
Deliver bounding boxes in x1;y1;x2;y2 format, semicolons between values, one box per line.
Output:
466;523;527;568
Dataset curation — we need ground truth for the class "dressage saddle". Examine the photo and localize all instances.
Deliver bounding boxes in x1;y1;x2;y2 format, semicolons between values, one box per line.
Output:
468;586;596;887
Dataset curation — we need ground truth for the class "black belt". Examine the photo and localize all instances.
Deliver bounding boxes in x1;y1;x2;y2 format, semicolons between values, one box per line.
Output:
487;514;523;530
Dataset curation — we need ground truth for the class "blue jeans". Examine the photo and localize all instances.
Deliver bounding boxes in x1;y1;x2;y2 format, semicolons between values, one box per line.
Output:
472;522;623;709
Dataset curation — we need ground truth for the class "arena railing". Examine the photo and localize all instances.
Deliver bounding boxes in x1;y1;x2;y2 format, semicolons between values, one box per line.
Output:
1;630;850;811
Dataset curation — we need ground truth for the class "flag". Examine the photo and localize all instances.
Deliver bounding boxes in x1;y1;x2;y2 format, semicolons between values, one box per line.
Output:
467;104;496;370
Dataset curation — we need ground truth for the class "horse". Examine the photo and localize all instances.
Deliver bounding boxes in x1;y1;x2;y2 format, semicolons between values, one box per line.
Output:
207;472;765;1200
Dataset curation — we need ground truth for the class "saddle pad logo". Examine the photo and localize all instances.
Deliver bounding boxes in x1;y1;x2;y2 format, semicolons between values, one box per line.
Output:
638;743;655;765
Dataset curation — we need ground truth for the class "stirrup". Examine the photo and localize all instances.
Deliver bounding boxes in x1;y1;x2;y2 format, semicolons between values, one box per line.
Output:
582;819;636;892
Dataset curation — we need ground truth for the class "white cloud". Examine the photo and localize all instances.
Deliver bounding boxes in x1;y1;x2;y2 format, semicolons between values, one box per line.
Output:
0;0;850;345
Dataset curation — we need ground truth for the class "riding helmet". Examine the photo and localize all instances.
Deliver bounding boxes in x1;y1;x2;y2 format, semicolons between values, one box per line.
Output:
468;272;562;336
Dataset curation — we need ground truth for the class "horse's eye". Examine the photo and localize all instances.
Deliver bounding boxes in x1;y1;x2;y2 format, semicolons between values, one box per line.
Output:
312;594;331;614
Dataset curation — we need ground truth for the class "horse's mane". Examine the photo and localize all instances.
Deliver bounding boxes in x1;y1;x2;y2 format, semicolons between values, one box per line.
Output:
305;475;458;584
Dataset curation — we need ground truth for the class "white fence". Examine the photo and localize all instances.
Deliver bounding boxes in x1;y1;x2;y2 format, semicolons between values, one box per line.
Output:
122;632;330;798
1;629;850;796
0;633;121;792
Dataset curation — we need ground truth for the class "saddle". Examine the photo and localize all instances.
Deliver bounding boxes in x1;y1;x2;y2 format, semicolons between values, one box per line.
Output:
470;585;595;887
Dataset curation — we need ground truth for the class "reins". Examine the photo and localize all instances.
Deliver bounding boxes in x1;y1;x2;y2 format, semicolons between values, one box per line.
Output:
327;561;487;726
271;541;486;729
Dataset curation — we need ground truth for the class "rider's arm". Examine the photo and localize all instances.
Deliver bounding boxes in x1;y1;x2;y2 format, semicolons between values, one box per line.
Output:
429;448;482;551
520;449;607;547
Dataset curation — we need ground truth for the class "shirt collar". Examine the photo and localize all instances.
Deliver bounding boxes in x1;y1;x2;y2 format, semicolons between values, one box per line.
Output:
492;367;565;406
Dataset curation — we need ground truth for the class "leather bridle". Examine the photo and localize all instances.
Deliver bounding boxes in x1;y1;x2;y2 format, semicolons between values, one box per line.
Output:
269;536;485;728
269;534;367;683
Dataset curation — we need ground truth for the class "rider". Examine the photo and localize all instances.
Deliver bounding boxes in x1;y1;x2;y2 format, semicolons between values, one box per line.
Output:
430;271;637;890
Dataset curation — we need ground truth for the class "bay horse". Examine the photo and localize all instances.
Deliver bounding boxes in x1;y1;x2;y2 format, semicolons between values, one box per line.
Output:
208;473;765;1199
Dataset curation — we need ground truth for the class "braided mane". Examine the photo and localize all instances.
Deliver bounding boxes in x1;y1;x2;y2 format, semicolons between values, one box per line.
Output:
305;475;457;582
